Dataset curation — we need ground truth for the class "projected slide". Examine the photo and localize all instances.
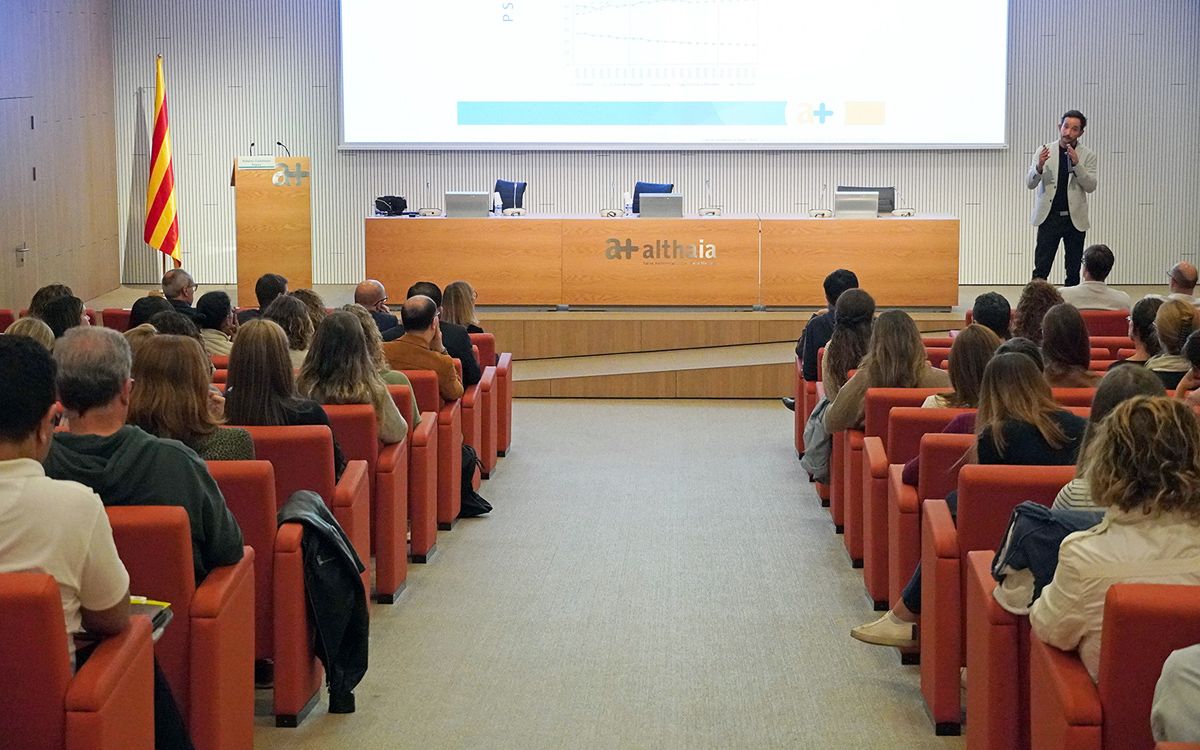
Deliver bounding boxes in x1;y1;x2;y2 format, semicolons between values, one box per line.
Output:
340;0;1008;149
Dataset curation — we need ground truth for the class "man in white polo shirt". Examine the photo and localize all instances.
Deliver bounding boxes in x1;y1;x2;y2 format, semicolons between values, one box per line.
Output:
1058;244;1131;311
0;335;129;664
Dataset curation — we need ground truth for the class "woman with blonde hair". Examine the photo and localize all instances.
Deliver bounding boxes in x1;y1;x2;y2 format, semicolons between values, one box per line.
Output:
297;311;407;444
441;280;483;333
1041;303;1101;388
1012;279;1064;344
1031;396;1200;682
127;334;254;461
825;309;950;432
853;352;1086;649
224;318;347;478
821;289;875;402
4;316;55;350
290;288;328;335
1146;298;1196;389
263;294;313;369
924;323;1002;408
123;323;158;363
340;303;421;427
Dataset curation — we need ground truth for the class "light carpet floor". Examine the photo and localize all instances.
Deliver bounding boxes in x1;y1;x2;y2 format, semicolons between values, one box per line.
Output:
253;399;965;749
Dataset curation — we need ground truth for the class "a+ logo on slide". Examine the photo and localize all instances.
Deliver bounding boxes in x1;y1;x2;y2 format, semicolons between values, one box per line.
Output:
813;103;833;124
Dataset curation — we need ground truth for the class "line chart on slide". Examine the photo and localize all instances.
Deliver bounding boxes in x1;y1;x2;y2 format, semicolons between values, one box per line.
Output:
564;0;760;83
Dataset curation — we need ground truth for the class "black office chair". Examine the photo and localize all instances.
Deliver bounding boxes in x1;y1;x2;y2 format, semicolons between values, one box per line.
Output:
494;179;527;211
632;181;673;215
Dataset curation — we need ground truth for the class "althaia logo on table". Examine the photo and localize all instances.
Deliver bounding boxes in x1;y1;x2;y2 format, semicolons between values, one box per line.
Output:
604;238;718;265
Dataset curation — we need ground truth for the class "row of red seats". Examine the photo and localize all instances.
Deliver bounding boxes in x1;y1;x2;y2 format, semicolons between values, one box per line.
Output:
801;374;1200;749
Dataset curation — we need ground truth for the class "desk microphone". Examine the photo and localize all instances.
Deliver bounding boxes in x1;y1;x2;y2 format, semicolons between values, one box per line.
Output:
249;141;255;156
276;141;292;157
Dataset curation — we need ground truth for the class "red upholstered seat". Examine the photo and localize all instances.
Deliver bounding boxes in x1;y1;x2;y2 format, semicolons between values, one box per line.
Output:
100;308;131;332
1052;388;1097;407
0;309;13;332
106;506;255;750
1030;584;1200;750
921;464;1076;735
0;572;155;750
1089;336;1134;359
206;460;320;726
322;403;409;602
400;370;464;529
469;333;501;476
387;384;438;562
1079;309;1131;336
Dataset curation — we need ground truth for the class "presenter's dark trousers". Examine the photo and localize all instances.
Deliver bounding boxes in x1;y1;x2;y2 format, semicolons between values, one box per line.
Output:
1032;211;1086;286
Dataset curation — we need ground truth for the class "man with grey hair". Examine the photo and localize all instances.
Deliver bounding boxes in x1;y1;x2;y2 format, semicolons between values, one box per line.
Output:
42;327;243;582
162;267;202;321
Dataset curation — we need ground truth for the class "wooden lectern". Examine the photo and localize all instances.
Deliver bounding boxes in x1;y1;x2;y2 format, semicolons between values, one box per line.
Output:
230;156;313;306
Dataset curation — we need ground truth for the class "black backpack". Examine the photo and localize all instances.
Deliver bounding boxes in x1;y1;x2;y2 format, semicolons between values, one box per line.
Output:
460;444;492;517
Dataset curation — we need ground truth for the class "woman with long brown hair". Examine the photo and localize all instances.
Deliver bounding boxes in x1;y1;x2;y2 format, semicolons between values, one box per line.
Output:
340;303;421;428
263;294;313;369
1012;279;1064;344
852;351;1087;649
224;318;346;478
441;280;483;333
1041;303;1101;388
924;324;1002;408
297;311;407;445
127;334;254;460
821;289;875;402
825;309;950;432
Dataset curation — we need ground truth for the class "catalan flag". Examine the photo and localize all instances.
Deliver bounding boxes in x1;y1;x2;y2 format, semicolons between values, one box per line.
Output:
144;54;180;265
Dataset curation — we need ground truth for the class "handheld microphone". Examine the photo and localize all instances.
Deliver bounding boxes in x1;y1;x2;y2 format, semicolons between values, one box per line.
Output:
249;141;255;156
276;141;291;157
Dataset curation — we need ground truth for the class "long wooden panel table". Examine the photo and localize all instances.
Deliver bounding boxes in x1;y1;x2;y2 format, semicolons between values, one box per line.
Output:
364;215;959;307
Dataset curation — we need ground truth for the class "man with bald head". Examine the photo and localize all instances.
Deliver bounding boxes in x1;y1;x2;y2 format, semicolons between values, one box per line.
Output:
382;295;463;401
354;279;403;339
1164;262;1200;306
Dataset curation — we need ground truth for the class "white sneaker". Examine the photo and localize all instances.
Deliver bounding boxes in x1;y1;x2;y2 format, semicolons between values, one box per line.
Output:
851;612;917;648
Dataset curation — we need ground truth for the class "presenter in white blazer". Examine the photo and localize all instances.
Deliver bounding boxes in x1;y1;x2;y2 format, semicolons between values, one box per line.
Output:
1026;109;1098;287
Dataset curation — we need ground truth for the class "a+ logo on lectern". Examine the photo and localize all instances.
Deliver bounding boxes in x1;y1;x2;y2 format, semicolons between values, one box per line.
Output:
813;103;833;124
273;162;310;187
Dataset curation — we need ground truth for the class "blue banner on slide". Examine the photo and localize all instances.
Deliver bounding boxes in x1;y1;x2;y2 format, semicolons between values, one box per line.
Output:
457;101;786;126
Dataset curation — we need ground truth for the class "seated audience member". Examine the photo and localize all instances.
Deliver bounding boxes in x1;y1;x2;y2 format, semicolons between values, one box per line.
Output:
27;283;74;320
1058;244;1132;311
407;281;482;387
297;312;407;445
4;316;55;350
41;295;90;339
824;309;950;433
384;295;465;402
1160;261;1200;305
901;337;1045;487
1041;303;1101;387
148;309;203;343
1013;279;1064;344
42;327;243;582
924;324;1002;408
1146;298;1196;389
441;280;483;334
237;273;288;324
1153;644;1200;743
971;292;1012;340
1110;296;1163;370
128;335;254;461
354;279;402;339
128;294;173;328
263;294;313;369
820;289;875;404
340;304;421;428
195;290;236;357
1030;396;1200;682
290;288;328;335
1054;365;1166;511
798;289;873;481
224;319;346;479
854;352;1087;648
0;336;130;665
161;268;201;320
1172;329;1200;405
123;323;157;363
784;268;859;410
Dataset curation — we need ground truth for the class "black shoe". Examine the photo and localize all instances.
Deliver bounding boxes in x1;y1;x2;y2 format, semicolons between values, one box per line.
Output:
781;397;796;412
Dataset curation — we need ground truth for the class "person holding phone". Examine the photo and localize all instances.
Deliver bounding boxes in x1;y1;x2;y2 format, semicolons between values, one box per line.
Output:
1026;109;1098;287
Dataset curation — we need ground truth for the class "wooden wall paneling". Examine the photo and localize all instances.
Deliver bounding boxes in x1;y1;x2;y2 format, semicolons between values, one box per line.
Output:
513;381;552;398
477;319;526;359
520;319;644;359
756;319;809;345
233;157;314;302
549;371;677;398
675;363;794;399
638;318;762;351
